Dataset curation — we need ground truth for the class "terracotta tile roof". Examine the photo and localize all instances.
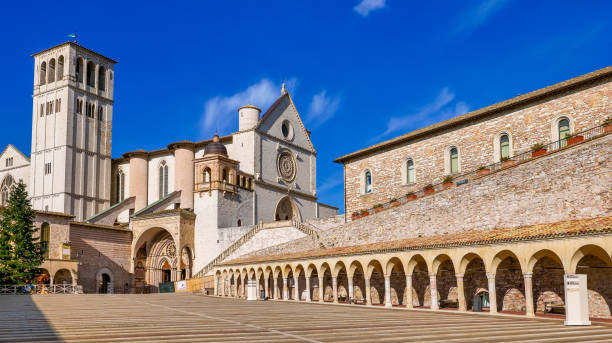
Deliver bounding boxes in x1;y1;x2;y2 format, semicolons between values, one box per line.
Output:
220;216;612;266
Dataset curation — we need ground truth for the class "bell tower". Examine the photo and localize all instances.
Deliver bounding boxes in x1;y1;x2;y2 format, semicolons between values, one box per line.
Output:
30;42;116;220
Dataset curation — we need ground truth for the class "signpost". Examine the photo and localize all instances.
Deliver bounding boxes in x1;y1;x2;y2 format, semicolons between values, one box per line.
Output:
564;274;590;326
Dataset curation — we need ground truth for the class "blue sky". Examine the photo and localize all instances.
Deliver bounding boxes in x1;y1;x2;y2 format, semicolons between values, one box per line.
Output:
1;0;611;212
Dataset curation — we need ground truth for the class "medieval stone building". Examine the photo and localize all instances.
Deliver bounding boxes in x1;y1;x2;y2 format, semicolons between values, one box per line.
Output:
212;65;612;320
0;41;337;293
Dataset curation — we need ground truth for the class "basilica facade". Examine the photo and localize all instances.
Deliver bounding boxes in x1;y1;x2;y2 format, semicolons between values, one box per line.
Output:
0;42;337;292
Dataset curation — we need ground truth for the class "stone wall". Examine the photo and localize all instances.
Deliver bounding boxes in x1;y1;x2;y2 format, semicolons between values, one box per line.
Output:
342;78;612;217
241;133;612;259
70;224;132;293
225;225;308;262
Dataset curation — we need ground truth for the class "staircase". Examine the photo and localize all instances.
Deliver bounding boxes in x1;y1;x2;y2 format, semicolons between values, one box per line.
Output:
193;220;320;278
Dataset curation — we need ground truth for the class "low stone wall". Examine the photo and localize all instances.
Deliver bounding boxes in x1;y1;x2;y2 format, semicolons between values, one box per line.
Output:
240;133;612;259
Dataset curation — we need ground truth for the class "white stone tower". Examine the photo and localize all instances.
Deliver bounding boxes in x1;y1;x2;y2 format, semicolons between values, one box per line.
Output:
30;42;116;220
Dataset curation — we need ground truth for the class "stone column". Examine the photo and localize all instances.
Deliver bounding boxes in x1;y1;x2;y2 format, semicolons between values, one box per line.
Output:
429;274;439;310
305;276;311;301
456;274;466;311
348;276;354;304
405;274;413;308
318;277;324;303
294;276;299;301
273;277;279;299
365;278;372;306
523;273;535;317
487;273;497;314
332;276;338;303
384;275;392;308
213;275;218;296
282;277;288;300
264;277;270;299
243;279;247;299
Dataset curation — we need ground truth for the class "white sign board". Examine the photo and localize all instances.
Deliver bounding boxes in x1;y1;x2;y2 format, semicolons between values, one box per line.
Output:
564;274;590;326
176;280;187;291
247;280;257;301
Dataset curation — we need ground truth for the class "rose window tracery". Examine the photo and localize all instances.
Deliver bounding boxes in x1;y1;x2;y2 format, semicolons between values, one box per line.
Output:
277;151;297;182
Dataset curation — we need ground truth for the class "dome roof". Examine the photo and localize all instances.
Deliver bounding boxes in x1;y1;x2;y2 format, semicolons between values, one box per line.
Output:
204;133;227;156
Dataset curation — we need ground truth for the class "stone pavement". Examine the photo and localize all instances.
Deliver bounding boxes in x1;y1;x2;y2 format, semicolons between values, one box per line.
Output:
1;294;612;342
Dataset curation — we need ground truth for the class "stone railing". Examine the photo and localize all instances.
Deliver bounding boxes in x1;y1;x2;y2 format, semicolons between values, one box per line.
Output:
193;219;321;278
0;284;83;295
352;122;612;221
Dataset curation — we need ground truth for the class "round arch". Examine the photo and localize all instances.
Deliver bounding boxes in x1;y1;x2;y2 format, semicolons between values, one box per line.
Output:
96;267;114;294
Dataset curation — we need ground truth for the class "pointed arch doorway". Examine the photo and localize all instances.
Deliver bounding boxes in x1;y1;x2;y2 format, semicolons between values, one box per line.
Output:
274;196;301;222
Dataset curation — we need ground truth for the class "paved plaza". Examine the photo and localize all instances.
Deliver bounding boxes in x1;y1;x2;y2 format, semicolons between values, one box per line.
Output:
1;294;612;342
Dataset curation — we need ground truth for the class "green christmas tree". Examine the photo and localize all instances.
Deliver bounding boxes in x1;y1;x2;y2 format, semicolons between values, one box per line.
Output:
0;181;43;284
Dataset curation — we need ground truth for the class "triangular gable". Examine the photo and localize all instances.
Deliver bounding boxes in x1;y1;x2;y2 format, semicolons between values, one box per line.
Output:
0;144;30;166
256;92;316;153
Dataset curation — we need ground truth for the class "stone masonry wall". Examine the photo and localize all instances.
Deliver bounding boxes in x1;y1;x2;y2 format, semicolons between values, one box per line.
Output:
343;78;611;217
241;133;612;259
70;225;132;293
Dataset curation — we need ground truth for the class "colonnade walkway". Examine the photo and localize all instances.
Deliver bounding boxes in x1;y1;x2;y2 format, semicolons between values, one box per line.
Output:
1;294;612;342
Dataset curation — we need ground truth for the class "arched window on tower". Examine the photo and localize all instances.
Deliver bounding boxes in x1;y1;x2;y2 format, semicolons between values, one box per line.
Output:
1;175;14;206
203;167;211;183
86;62;96;87
48;58;55;83
76;58;84;83
116;171;125;203
364;170;372;194
57;56;64;81
98;66;106;91
40;223;50;259
449;147;459;174
159;162;169;199
558;118;571;147
500;134;510;160
222;169;228;183
40;62;47;85
406;159;415;184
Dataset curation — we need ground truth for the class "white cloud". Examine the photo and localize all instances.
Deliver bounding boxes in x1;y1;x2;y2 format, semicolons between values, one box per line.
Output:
354;0;386;17
371;88;470;142
452;0;509;37
305;90;341;128
317;172;344;194
200;78;296;137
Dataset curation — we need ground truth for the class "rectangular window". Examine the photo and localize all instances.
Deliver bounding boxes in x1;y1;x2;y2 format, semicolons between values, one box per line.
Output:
44;162;52;175
40;104;44;117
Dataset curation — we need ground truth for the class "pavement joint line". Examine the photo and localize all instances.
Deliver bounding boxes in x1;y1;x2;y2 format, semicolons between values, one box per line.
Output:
127;297;324;343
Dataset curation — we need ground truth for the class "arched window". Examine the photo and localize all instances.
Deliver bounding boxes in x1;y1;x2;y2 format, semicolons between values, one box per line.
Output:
98;66;106;91
203;167;211;183
500;134;510;160
222;169;228;183
86;62;96;87
1;175;14;206
159;162;169;199
57;56;64;81
237;219;242;227
76;58;84;83
559;118;571;147
40;223;50;259
406;159;415;184
40;62;47;85
449;147;459;174
116;171;125;203
364;170;372;194
48;59;56;83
